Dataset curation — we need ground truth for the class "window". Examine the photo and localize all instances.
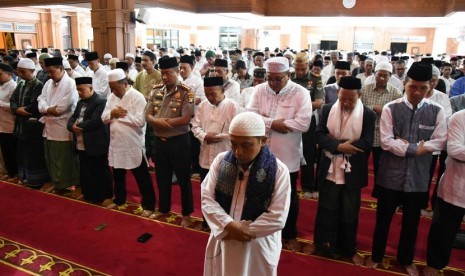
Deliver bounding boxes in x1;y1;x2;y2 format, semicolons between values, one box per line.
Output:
61;16;72;49
147;28;179;48
219;26;240;49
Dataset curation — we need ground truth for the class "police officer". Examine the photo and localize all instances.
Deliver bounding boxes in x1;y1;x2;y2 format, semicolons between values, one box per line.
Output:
291;52;324;199
145;57;195;228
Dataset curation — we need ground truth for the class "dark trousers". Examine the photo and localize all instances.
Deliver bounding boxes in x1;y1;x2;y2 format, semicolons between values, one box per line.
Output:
78;151;113;203
190;129;201;174
301;116;318;192
371;186;423;265
371;146;383;198
282;172;299;240
423;151;447;209
0;133;18;177
314;180;361;258
113;157;155;211
427;198;465;270
154;133;194;216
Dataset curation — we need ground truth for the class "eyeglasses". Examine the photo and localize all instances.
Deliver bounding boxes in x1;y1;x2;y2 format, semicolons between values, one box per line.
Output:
267;75;286;83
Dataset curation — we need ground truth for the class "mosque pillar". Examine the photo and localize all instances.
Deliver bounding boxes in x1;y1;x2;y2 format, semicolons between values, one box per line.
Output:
90;0;135;59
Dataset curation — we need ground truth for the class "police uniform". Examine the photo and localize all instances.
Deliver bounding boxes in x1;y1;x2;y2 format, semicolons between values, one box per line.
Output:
291;71;324;194
147;81;195;216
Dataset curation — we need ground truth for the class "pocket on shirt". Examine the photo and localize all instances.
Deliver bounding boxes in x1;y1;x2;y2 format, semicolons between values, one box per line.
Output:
418;124;435;140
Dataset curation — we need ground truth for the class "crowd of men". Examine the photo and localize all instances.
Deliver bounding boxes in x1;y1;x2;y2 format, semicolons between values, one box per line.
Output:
1;45;465;276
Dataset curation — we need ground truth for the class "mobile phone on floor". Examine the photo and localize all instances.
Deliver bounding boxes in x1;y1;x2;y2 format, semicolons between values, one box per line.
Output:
137;233;153;243
94;223;107;231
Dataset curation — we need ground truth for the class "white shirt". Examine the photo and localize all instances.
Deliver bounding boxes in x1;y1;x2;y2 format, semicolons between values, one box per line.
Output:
202;151;291;276
73;64;86;76
128;69;138;82
438;110;465;208
88;64;110;98
183;73;206;105
440;76;456;96
224;79;241;103
69;71;83;80
365;75;404;92
247;81;312;172
38;73;78;141
194;58;206;74
0;79;17;133
191;98;241;169
101;86;146;169
239;86;255;109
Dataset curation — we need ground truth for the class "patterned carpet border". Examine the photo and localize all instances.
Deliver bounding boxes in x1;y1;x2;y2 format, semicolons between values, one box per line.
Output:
2;180;465;276
0;236;109;276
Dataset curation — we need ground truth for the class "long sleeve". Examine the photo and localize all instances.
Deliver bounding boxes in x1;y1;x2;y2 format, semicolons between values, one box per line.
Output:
191;103;207;142
423;107;447;152
248;161;291;238
450;78;464;97
283;85;312;132
77;100;106;131
315;104;342;153
380;103;409;156
101;97;113;124
37;81;51;113
247;87;274;130
117;92;146;127
67;102;81;131
54;82;78;116
447;111;465;161
201;153;234;240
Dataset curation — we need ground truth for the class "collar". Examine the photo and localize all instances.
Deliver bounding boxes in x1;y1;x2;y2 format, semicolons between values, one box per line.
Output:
403;95;426;110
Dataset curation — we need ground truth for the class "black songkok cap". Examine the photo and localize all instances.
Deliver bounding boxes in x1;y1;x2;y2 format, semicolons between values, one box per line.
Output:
41;48;48;53
135;56;142;63
335;61;351;71
44;57;63;67
264;47;270;51
26;52;36;58
228;50;236;56
235;59;246;70
194;50;202;57
143;50;156;61
407;62;433;82
0;63;14;73
75;77;93;85
116;61;129;71
421;57;434;65
253;68;266;78
85;51;99;61
434;60;443;68
359;55;368;61
180;55;194;66
253;52;264;58
324;56;331;61
67;54;79;61
391;56;399;61
204;77;223;87
401;56;409;61
339;76;362;90
10;61;18;70
312;60;323;68
214;59;228;68
158;57;178;69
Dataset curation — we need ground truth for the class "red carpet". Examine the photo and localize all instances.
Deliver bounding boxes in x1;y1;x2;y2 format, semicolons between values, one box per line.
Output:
1;181;395;276
1;164;464;275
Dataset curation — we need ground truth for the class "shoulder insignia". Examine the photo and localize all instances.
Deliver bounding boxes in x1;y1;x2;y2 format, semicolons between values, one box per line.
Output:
153;83;164;89
179;83;192;91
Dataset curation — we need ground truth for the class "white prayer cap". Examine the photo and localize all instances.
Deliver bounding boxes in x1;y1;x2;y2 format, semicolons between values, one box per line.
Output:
172;52;180;58
25;45;33;49
283;51;294;58
18;58;35;70
365;58;374;64
62;60;71;70
125;53;135;59
265;57;290;73
103;53;113;59
229;112;265;137
376;55;389;64
432;65;440;77
375;61;392;72
108;68;126;82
